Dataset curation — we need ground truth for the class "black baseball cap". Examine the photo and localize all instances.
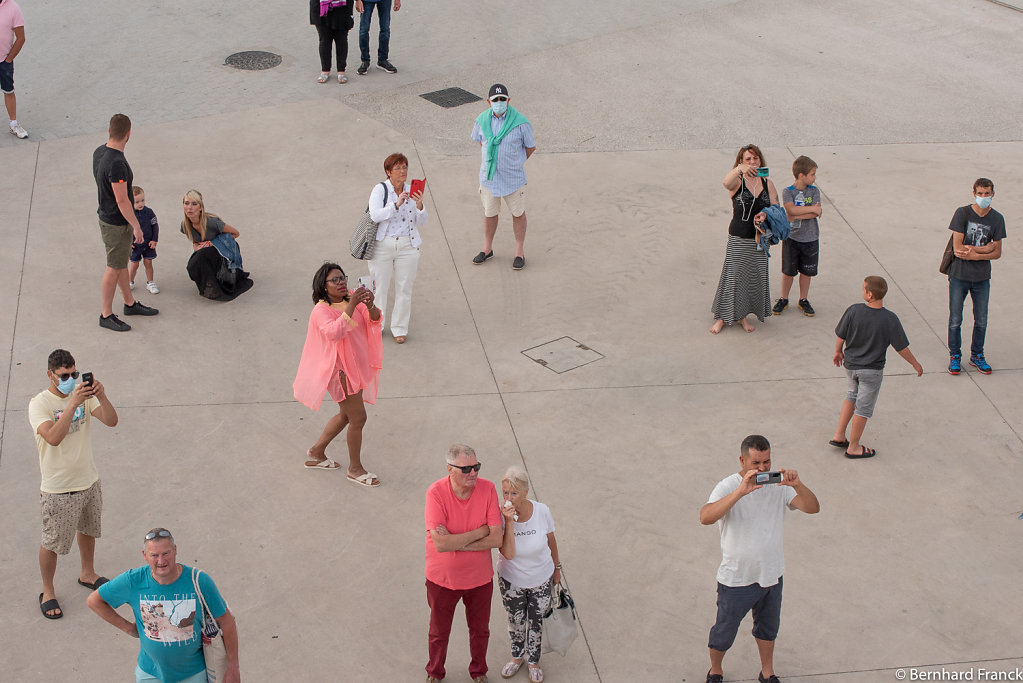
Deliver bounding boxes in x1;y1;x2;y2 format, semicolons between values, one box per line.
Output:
488;84;509;100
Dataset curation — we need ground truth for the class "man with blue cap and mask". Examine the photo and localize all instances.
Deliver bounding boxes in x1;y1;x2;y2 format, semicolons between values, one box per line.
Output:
471;83;536;270
29;348;119;620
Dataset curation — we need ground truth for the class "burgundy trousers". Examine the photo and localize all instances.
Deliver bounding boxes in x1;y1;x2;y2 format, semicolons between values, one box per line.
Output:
426;578;493;679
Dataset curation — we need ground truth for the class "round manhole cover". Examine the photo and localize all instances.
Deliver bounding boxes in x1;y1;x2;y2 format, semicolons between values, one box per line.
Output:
224;51;282;71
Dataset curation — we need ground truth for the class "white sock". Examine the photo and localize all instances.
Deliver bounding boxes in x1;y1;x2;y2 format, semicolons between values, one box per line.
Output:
9;120;17;128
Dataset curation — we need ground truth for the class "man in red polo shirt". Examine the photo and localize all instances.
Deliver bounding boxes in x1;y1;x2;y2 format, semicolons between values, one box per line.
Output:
424;444;503;683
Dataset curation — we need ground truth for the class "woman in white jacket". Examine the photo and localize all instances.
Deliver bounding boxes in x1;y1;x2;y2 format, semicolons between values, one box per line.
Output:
366;152;427;344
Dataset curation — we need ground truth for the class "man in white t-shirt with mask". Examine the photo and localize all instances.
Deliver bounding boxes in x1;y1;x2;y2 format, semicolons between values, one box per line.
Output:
699;435;819;683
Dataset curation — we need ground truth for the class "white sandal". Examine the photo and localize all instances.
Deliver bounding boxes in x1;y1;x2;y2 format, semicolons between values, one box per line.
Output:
337;73;347;84
501;660;523;678
347;471;380;487
305;457;340;470
317;72;330;83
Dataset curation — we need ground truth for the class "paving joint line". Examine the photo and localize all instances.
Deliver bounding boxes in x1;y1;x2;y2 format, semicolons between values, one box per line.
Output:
0;141;41;468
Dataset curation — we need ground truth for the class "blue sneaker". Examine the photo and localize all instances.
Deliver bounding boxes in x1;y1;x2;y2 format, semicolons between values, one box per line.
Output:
970;354;992;374
947;354;961;375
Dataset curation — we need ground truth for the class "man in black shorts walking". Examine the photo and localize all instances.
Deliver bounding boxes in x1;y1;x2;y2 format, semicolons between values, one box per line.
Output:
93;114;158;331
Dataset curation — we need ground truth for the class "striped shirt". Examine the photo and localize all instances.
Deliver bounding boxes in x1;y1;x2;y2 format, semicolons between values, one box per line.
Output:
471;114;535;197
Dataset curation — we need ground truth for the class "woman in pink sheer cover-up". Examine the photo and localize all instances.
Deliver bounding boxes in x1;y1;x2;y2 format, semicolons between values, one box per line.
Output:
293;262;383;486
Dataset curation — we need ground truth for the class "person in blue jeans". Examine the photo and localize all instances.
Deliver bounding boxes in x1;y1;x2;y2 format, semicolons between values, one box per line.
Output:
946;178;1005;376
355;0;399;75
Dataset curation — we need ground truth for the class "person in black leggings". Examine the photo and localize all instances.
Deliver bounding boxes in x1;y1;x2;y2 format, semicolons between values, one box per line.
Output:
310;0;355;83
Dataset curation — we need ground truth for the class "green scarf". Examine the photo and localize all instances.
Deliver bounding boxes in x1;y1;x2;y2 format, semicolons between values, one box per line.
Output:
476;105;530;181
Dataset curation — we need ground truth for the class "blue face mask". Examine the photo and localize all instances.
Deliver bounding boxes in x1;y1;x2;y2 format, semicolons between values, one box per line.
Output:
57;376;76;395
975;195;992;209
490;100;508;116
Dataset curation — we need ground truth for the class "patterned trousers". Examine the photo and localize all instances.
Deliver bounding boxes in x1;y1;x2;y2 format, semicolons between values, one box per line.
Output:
498;575;553;664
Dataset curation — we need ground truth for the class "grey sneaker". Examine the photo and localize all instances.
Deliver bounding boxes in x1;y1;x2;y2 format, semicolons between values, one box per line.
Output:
357;61;370;75
99;314;131;332
10;123;28;139
377;60;397;74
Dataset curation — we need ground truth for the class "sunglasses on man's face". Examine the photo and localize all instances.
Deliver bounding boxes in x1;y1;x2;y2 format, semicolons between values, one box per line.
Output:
449;462;482;474
145;529;172;541
55;371;80;381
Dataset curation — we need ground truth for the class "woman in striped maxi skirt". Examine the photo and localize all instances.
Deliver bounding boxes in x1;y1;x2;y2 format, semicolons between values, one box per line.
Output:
711;144;778;334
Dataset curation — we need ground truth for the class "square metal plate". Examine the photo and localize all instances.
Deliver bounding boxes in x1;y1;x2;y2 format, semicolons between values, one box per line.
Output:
521;337;604;374
419;87;483;108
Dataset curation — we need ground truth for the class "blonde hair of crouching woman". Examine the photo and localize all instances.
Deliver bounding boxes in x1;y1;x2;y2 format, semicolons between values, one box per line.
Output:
497;466;561;682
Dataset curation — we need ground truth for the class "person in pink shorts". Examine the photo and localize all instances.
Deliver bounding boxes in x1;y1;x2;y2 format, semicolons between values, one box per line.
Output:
293;262;383;486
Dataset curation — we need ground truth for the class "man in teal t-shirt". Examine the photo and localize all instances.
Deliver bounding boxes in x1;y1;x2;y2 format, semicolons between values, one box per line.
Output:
88;528;241;683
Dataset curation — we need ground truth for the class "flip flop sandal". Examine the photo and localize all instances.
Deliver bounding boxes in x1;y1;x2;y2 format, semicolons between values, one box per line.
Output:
317;73;330;83
829;439;850;449
305;457;341;470
845;446;876;459
501;660;523;678
347;472;381;487
39;594;63;619
78;577;109;590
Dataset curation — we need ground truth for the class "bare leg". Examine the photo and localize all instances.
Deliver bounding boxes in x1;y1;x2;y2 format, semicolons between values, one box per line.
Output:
709;319;725;335
779;274;794;300
308;402;349;462
100;267;122;317
39;546;61;617
755;637;775;678
338;391;372;480
117;267;135;305
4;91;15;121
77;533;101;585
833;399;855;443
708;647;726;676
798;273;811;300
143;259;155;282
128;261;140;284
511;212;527;258
847;415;868;454
482;215;498;254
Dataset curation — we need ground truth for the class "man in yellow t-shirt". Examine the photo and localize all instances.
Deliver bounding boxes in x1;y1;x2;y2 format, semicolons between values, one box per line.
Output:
28;349;119;620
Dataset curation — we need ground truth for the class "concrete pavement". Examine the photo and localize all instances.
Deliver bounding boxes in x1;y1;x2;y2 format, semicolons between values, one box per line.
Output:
1;1;1022;681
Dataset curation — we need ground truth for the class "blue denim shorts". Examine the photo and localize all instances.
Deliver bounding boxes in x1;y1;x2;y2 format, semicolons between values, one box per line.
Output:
708;578;783;651
844;367;883;418
0;61;13;93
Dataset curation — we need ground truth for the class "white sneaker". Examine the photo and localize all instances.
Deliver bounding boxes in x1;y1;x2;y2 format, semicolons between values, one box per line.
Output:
129;281;135;290
146;281;160;294
9;124;28;139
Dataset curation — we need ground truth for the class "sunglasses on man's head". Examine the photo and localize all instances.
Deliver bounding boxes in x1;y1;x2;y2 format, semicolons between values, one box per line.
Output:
449;462;482;474
55;371;80;381
145;529;172;541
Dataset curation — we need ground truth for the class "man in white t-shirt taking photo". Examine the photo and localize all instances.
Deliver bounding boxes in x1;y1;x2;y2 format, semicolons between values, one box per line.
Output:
699;434;820;683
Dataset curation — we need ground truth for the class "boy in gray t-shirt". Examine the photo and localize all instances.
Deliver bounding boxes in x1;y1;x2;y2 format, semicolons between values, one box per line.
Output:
830;276;922;459
773;155;822;317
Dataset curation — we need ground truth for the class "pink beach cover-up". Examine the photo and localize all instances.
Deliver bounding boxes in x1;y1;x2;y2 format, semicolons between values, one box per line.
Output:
293;301;383;410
